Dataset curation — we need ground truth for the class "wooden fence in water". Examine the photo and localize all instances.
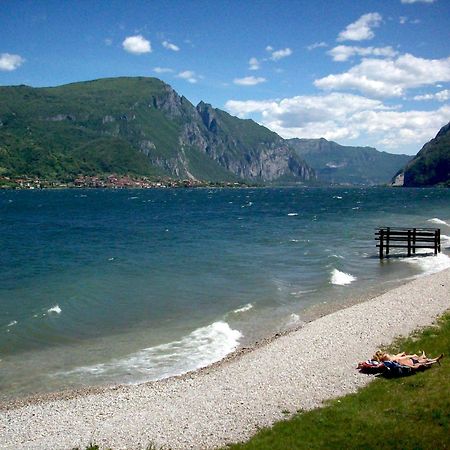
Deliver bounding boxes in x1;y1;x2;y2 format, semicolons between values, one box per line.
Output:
375;227;441;259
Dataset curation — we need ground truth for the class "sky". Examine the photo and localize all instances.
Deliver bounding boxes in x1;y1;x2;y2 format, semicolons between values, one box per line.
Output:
1;0;449;155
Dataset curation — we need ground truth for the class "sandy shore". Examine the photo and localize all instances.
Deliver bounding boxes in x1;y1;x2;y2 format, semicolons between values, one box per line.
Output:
1;268;449;450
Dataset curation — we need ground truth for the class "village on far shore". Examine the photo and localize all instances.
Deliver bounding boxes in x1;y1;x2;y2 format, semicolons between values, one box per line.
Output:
0;174;249;190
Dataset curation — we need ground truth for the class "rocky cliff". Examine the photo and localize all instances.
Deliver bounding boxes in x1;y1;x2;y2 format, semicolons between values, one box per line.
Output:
0;77;314;183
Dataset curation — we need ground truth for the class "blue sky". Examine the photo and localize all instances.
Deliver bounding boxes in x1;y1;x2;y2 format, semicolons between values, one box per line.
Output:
1;0;449;154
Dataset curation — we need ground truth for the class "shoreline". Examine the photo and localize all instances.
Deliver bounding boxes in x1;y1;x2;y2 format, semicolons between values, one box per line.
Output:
0;264;428;411
1;268;449;449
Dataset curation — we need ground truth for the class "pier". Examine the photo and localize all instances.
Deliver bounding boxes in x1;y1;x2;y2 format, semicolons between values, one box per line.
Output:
375;227;441;259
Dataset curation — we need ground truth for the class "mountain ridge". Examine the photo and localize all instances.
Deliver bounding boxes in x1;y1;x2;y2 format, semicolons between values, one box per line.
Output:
0;77;315;184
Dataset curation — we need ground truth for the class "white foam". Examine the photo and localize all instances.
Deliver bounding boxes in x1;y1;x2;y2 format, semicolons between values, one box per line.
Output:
286;313;301;326
333;196;343;199
331;269;356;286
441;234;450;244
428;218;449;226
290;239;299;242
233;303;253;314
287;213;298;216
7;320;17;327
404;253;450;276
47;305;62;314
60;321;242;381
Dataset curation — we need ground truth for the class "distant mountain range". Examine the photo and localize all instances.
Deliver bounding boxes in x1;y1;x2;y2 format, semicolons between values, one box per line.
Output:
0;76;413;186
393;122;450;187
288;138;411;186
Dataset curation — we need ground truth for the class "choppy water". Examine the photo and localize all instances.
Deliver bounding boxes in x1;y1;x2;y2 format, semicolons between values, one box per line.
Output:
1;187;449;399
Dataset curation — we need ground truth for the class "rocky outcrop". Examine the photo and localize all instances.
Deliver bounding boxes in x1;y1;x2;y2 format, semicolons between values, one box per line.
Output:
397;122;450;187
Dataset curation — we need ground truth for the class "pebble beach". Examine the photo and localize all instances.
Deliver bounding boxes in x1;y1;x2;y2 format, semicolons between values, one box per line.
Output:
1;268;449;450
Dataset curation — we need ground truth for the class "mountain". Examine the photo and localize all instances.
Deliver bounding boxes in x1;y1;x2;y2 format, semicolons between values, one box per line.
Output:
0;77;315;183
394;122;450;187
287;138;412;185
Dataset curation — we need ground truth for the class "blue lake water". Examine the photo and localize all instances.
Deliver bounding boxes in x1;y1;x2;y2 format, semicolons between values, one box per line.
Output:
1;187;450;399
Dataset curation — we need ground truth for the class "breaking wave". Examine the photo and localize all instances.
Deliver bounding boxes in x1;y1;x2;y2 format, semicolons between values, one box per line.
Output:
233;303;253;314
331;269;356;286
47;305;62;314
428;218;449;226
58;321;242;382
403;253;450;276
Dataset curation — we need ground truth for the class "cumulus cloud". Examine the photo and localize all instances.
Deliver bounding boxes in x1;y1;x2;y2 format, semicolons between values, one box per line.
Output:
314;53;450;97
0;53;25;71
328;45;398;62
248;57;260;70
233;76;267;86
413;89;450;101
122;35;152;54
153;67;174;74
177;70;198;83
307;42;328;51
162;40;180;51
401;0;436;3
225;93;450;151
266;47;293;61
337;12;382;42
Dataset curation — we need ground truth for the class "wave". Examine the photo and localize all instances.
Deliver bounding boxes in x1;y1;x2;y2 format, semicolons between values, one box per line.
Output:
233;303;253;314
441;234;450;245
286;313;301;326
287;213;298;216
59;321;242;381
428;218;449;226
47;305;62;314
7;320;17;327
331;269;356;286
403;253;450;276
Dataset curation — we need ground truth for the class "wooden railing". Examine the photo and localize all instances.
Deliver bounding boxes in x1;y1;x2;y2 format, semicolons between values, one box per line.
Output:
375;227;441;259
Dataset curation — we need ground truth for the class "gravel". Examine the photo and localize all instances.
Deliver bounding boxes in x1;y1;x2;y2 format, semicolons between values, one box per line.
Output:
1;268;449;450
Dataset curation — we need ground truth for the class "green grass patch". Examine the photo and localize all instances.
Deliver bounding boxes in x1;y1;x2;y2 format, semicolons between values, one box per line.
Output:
226;313;450;450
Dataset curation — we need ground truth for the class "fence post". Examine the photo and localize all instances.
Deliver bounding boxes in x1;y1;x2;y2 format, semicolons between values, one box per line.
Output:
379;228;384;259
407;229;411;257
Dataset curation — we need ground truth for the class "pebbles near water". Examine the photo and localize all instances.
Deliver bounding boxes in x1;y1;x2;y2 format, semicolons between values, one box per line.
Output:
1;268;449;450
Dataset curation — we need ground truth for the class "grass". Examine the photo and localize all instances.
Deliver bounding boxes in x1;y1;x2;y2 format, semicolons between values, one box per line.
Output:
225;313;450;450
81;313;450;450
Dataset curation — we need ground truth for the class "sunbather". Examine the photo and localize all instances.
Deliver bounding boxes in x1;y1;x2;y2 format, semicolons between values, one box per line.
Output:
373;350;443;368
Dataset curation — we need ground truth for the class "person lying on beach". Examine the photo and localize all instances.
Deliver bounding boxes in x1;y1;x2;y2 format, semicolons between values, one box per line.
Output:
373;351;444;368
357;351;443;374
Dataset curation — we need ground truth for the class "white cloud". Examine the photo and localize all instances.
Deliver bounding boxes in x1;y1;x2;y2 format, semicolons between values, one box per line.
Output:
266;47;293;61
399;16;421;24
307;42;328;51
225;93;450;152
0;53;25;71
328;45;398;62
162;40;180;52
314;53;450;97
413;89;450;101
153;67;174;74
233;76;267;86
177;70;198;83
122;35;152;54
249;57;260;70
401;0;436;3
337;12;382;42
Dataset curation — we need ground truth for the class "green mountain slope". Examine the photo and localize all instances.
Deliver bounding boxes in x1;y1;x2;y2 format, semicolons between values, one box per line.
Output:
287;138;411;185
399;122;450;187
0;77;314;183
